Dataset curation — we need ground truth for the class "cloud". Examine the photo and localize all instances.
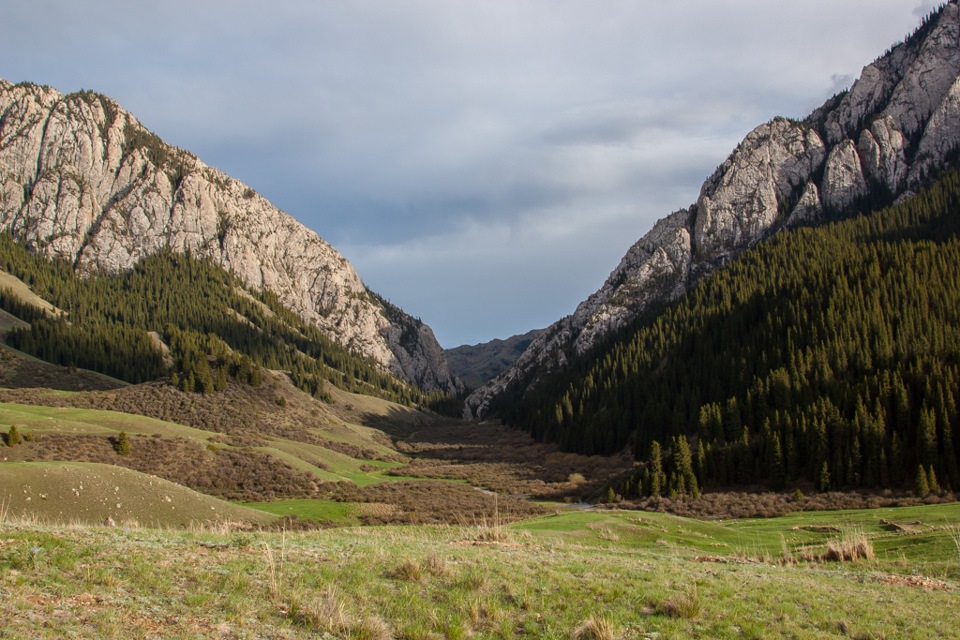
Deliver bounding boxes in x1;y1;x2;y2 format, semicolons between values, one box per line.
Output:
1;0;931;346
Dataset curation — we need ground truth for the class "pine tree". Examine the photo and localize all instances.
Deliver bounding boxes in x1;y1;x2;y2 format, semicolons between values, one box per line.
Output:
6;425;22;447
914;465;930;497
817;461;831;492
115;431;131;456
927;465;941;495
647;441;666;497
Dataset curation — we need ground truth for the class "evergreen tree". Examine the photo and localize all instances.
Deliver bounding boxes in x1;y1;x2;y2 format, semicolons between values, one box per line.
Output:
115;431;131;456
914;466;930;497
647;441;666;497
6;425;22;447
817;461;831;492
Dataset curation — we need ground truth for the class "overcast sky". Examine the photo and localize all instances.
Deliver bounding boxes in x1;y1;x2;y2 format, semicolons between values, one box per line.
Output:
2;1;940;347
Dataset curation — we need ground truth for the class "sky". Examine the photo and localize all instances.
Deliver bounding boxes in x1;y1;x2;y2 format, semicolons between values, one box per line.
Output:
1;1;941;347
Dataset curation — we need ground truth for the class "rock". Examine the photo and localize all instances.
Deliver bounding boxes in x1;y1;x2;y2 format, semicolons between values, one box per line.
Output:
786;182;822;226
694;118;825;263
0;82;460;393
821;140;868;212
857;117;908;193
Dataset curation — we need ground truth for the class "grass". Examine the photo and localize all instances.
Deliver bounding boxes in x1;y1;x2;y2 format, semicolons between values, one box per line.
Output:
1;501;958;639
0;269;63;317
243;499;361;526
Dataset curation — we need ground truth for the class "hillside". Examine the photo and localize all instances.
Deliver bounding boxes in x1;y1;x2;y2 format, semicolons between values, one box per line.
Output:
0;462;276;528
0;233;453;408
466;1;960;419
0;80;460;393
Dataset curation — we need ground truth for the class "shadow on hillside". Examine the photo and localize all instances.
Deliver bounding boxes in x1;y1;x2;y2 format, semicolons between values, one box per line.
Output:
0;344;126;392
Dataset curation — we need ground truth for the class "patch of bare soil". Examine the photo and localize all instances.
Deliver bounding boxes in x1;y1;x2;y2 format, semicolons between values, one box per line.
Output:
326;479;546;525
391;421;635;501
873;574;952;590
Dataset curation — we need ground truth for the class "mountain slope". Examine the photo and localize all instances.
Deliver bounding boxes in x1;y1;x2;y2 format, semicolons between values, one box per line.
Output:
0;81;460;393
466;2;960;418
501;167;960;493
445;329;544;391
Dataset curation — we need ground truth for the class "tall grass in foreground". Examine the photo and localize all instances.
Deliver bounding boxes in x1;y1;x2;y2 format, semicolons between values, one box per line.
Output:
953;526;960;573
2;505;960;638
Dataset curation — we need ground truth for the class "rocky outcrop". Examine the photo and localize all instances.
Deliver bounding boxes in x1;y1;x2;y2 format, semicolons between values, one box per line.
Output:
466;1;960;419
0;83;461;394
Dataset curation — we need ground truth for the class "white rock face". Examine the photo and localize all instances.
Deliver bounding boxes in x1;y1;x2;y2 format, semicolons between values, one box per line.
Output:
857;117;908;193
694;118;825;263
0;82;460;394
786;182;822;226
465;1;960;419
911;76;960;184
821;140;868;212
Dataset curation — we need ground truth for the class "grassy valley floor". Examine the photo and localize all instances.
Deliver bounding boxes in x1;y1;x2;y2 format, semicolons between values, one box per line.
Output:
1;503;958;639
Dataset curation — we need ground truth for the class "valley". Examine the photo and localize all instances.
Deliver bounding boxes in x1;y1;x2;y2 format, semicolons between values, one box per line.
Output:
3;2;960;637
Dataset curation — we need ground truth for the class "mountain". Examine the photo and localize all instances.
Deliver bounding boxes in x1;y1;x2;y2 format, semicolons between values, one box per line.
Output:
445;329;544;391
0;80;461;394
466;2;960;419
505;167;960;494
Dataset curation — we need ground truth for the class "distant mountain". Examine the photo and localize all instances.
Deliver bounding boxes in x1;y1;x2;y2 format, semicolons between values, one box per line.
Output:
466;1;960;419
0;81;461;394
445;329;544;391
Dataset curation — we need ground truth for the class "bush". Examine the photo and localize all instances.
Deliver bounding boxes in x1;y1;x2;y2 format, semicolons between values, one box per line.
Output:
6;425;22;447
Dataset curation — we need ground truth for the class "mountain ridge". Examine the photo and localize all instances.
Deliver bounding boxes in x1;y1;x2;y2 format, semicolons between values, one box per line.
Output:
0;81;461;394
466;1;960;418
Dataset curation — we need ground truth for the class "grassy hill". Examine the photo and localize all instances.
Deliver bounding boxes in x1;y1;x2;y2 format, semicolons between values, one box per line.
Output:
1;502;957;638
0;462;276;528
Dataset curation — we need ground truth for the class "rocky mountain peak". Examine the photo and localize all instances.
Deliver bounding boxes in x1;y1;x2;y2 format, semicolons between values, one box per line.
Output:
0;81;461;394
465;0;960;419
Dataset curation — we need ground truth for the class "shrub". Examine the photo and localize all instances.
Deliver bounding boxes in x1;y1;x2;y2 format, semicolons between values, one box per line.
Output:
6;425;22;447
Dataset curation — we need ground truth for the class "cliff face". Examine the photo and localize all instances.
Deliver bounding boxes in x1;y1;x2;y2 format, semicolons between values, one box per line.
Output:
466;2;960;418
0;82;461;394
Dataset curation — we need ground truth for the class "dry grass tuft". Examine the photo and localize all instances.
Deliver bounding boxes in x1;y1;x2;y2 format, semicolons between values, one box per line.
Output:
354;615;394;640
289;589;350;634
424;551;449;578
390;558;424;582
823;530;875;563
658;585;702;620
572;615;617;640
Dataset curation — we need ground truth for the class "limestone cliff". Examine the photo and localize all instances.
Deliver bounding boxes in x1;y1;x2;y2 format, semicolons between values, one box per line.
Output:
466;1;960;418
0;82;461;394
